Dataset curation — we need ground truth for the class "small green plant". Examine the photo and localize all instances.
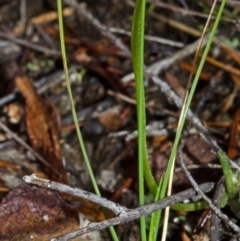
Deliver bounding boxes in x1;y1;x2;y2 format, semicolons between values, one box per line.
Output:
171;151;239;214
131;0;227;240
57;0;235;240
218;151;240;219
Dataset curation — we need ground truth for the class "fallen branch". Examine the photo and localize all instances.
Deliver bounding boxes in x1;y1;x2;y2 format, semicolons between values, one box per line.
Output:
24;174;214;241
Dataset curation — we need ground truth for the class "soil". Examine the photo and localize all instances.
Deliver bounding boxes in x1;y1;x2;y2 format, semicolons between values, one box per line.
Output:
0;0;240;240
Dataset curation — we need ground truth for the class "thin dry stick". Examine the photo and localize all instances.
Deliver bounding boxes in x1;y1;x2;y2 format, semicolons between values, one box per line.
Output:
179;145;240;234
24;173;127;216
151;74;240;171
210;178;225;241
109;27;184;47
122;34;210;82
147;0;235;23
63;0;131;57
107;89;137;105
0;31;60;56
23;174;214;241
0;121;60;176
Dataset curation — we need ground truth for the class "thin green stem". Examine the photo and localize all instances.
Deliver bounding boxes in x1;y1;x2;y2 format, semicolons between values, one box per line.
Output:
57;1;119;240
131;0;147;239
131;0;158;239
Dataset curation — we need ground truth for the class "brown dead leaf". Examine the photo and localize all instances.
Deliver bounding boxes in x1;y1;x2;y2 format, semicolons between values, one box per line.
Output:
184;135;216;164
15;76;106;222
165;71;185;98
74;47;93;63
152;135;218;188
0;184;81;241
44;26;81;45
110;178;132;202
15;76;68;183
98;112;122;132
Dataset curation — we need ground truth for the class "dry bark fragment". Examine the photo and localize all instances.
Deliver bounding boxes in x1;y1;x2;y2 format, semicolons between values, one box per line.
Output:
15;76;68;183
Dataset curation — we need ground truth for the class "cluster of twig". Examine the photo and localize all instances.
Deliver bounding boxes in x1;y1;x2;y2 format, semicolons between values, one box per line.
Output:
23;174;214;241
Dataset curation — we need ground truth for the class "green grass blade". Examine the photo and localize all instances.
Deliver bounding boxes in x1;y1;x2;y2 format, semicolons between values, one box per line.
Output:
149;1;227;240
131;1;147;239
218;151;238;199
131;0;157;195
57;1;119;240
148;176;164;240
131;0;158;239
218;151;240;218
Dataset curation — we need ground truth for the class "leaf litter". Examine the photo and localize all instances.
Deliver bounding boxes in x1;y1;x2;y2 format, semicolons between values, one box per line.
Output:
0;0;239;240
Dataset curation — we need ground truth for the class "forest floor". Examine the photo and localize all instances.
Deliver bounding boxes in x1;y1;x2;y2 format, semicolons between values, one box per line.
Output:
0;0;240;240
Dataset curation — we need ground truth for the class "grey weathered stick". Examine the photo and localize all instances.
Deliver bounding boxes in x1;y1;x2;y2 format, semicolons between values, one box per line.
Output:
210;178;225;241
179;146;240;234
23;174;214;241
52;183;214;241
0;31;60;56
109;27;184;47
23;174;127;216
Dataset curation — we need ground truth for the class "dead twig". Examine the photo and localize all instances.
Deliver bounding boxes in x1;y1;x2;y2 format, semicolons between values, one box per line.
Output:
23;174;214;241
0;121;60;177
63;0;131;57
122;34;210;82
210;178;225;241
151;74;240;171
0;31;60;56
179;144;240;234
24;174;127;216
147;0;236;23
109;27;184;47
